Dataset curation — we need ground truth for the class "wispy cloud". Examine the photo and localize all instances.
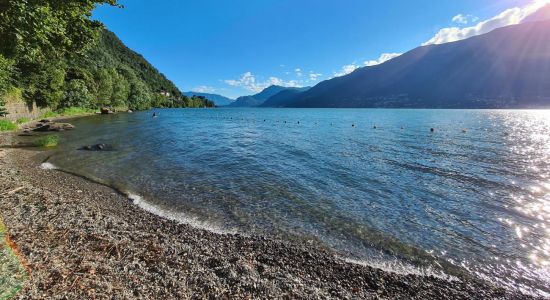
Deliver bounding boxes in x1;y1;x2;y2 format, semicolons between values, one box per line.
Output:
224;72;302;92
333;64;359;77
364;53;402;67
451;14;479;25
424;0;549;45
308;72;322;81
192;86;216;93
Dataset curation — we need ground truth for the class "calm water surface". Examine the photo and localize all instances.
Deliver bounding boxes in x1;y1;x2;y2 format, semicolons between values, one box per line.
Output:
47;108;550;296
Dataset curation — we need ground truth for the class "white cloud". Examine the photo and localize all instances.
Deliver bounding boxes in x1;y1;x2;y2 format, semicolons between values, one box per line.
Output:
295;68;303;77
424;0;549;45
333;64;359;77
225;72;302;92
452;14;468;24
192;86;216;93
309;72;322;81
364;53;402;66
451;14;479;25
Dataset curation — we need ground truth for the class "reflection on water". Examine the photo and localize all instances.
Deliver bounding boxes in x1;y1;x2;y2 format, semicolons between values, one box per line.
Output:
48;108;550;296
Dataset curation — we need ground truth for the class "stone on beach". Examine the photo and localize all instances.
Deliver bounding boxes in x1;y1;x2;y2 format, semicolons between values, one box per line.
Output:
33;122;75;132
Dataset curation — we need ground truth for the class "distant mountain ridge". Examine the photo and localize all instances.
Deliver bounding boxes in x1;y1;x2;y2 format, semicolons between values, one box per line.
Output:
269;20;550;108
260;87;311;107
228;85;298;107
183;92;234;106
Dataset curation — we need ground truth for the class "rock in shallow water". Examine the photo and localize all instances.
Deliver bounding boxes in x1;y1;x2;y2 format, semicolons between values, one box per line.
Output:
79;144;115;151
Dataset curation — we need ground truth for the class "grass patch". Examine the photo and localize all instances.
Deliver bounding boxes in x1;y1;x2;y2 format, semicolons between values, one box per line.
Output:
41;107;96;120
0;119;17;131
40;111;60;119
15;117;30;124
59;107;96;116
34;135;59;147
0;218;28;299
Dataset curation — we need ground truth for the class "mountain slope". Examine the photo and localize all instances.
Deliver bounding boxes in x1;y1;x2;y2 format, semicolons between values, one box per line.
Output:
228;85;291;107
260;87;311;107
282;20;550;108
184;92;234;106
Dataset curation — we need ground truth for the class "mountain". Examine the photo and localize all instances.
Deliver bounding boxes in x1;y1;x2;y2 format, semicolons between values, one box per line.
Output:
183;92;234;106
260;87;311;107
277;20;550;108
65;29;214;109
228;85;291;107
522;4;550;23
77;29;184;99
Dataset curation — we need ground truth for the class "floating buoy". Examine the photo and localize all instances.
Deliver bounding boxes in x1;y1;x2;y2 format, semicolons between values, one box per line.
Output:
373;125;377;129
401;126;404;129
430;128;435;132
352;124;355;127
297;121;300;124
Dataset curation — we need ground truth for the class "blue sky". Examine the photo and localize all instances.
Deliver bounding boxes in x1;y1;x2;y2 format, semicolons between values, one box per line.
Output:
93;0;546;98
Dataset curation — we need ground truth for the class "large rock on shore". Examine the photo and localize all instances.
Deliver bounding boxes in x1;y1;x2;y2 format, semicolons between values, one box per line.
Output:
33;122;75;132
101;107;114;115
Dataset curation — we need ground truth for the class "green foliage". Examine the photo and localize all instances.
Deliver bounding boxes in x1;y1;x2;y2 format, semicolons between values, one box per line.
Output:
0;0;119;64
62;79;93;108
34;135;59;147
0;119;17;131
128;80;152;110
0;0;214;112
16;117;30;124
0;54;14;95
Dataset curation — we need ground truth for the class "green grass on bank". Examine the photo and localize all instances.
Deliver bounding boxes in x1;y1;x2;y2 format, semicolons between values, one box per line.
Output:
34;135;59;147
15;117;30;124
0;119;17;132
0;218;28;299
41;107;97;119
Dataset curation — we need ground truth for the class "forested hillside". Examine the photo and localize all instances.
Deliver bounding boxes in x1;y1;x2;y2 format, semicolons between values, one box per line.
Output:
0;0;213;116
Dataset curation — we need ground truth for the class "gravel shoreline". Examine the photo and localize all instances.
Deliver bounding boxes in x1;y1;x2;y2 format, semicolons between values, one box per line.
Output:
0;147;538;299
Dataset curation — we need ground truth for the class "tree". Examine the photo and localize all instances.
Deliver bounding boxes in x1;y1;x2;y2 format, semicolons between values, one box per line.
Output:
128;80;152;110
0;0;119;104
61;79;93;108
0;0;119;64
24;64;66;108
0;54;13;94
111;71;130;108
94;68;113;107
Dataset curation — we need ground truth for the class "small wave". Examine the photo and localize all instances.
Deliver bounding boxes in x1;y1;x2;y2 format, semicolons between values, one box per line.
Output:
342;257;458;281
126;192;236;235
40;162;57;170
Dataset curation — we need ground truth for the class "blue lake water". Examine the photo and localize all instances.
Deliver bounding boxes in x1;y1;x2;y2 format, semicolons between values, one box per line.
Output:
47;108;550;296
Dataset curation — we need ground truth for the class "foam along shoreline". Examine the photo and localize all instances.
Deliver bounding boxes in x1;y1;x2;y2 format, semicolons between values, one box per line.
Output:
41;160;234;235
0;147;538;299
40;161;467;281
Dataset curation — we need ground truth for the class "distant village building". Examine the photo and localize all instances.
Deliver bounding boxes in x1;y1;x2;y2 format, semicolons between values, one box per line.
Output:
160;91;171;97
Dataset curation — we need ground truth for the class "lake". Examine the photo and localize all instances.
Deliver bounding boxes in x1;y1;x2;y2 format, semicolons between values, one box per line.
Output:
47;108;550;296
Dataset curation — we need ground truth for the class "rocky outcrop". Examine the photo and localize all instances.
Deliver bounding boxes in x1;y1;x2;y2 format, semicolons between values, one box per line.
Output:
32;121;75;132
